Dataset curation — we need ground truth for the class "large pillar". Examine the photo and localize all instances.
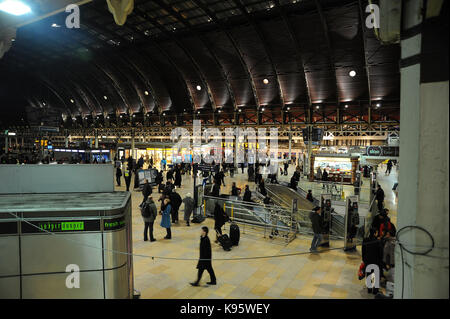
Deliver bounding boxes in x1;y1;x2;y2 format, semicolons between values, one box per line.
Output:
395;0;449;299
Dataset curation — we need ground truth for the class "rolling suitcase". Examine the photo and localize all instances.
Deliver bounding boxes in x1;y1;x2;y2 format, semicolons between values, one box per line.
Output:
218;234;232;251
191;214;205;223
229;223;240;246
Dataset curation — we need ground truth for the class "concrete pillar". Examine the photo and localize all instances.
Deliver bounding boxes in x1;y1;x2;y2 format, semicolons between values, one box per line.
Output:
395;0;449;299
288;131;292;161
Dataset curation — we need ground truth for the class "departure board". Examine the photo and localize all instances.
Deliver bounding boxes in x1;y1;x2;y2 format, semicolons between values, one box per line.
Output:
21;219;101;233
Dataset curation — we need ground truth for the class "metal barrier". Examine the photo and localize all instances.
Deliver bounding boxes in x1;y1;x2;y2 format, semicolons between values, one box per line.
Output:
203;195;298;244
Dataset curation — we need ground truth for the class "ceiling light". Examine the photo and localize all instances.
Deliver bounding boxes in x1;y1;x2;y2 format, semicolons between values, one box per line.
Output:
263;78;269;84
261;107;265;112
103;96;107;100
107;116;110;119
70;99;74;103
287;107;291;110
376;103;381;108
197;111;200;114
120;115;123;118
132;114;136;117
163;113;166;116
345;104;348;108
218;110;222;113
316;105;320;109
0;1;31;16
238;109;242;112
144;91;149;95
349;70;356;77
196;85;201;91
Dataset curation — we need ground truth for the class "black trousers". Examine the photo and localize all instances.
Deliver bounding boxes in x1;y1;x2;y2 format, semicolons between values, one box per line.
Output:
377;200;384;211
125;178;131;191
171;209;179;222
195;265;216;284
165;227;172;238
116;176;121;186
144;222;154;240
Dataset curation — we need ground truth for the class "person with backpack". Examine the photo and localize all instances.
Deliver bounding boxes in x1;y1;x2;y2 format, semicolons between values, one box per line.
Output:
169;190;182;224
141;196;157;242
309;206;323;253
182;193;194;227
142;178;152;203
190;226;216;286
160;198;172;239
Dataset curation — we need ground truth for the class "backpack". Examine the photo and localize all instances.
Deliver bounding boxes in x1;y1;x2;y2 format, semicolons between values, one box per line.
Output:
140;202;150;218
192;214;205;223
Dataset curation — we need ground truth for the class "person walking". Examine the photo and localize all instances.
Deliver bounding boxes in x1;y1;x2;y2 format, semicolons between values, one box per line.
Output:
375;184;385;212
174;165;182;188
306;189;314;202
124;165;132;192
116;166;122;187
182;193;194;226
309;207;323;253
160;198;172;239
141;196;157;242
190;226;216;286
386;160;393;175
142;178;152;203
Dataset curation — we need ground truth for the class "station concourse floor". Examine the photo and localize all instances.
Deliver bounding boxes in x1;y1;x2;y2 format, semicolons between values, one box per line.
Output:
115;164;398;299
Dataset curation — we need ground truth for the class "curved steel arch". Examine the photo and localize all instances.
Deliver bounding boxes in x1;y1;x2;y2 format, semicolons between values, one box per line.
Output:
133;7;214;111
149;0;236;110
274;0;313;108
191;0;260;109
230;0;285;108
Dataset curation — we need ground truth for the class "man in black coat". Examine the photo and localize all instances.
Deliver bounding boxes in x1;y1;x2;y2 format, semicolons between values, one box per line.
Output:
169;190;182;223
309;207;323;253
115;166;122;186
142;179;152;203
124;165;132;192
375;185;385;211
213;202;229;241
174;166;182;188
191;226;216;286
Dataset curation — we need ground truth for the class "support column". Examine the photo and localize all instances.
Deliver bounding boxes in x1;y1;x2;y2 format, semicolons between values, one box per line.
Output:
394;0;449;299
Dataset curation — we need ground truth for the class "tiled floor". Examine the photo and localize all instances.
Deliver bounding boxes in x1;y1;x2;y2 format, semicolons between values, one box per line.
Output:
117;164;398;299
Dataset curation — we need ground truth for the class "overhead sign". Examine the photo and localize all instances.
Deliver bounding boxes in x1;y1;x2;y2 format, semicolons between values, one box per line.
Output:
366;146;382;156
366;146;399;157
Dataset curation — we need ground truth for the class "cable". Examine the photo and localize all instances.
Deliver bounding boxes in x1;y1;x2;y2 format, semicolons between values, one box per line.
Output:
8;211;444;265
395;225;438;299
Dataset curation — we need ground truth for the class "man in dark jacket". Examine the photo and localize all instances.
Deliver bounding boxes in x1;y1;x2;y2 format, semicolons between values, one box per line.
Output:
211;179;220;197
116;166;122;186
191;226;216;286
174;166;182;188
169;190;182;223
243;185;252;202
309;207;323;253
375;185;385;211
142;179;152;202
141;196;157;242
213;202;229;241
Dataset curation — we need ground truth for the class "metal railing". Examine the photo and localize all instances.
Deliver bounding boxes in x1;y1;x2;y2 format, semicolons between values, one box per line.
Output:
203;195;299;244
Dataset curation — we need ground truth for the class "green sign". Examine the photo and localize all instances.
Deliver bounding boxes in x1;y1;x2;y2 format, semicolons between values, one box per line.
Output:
38;221;84;232
103;217;126;231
